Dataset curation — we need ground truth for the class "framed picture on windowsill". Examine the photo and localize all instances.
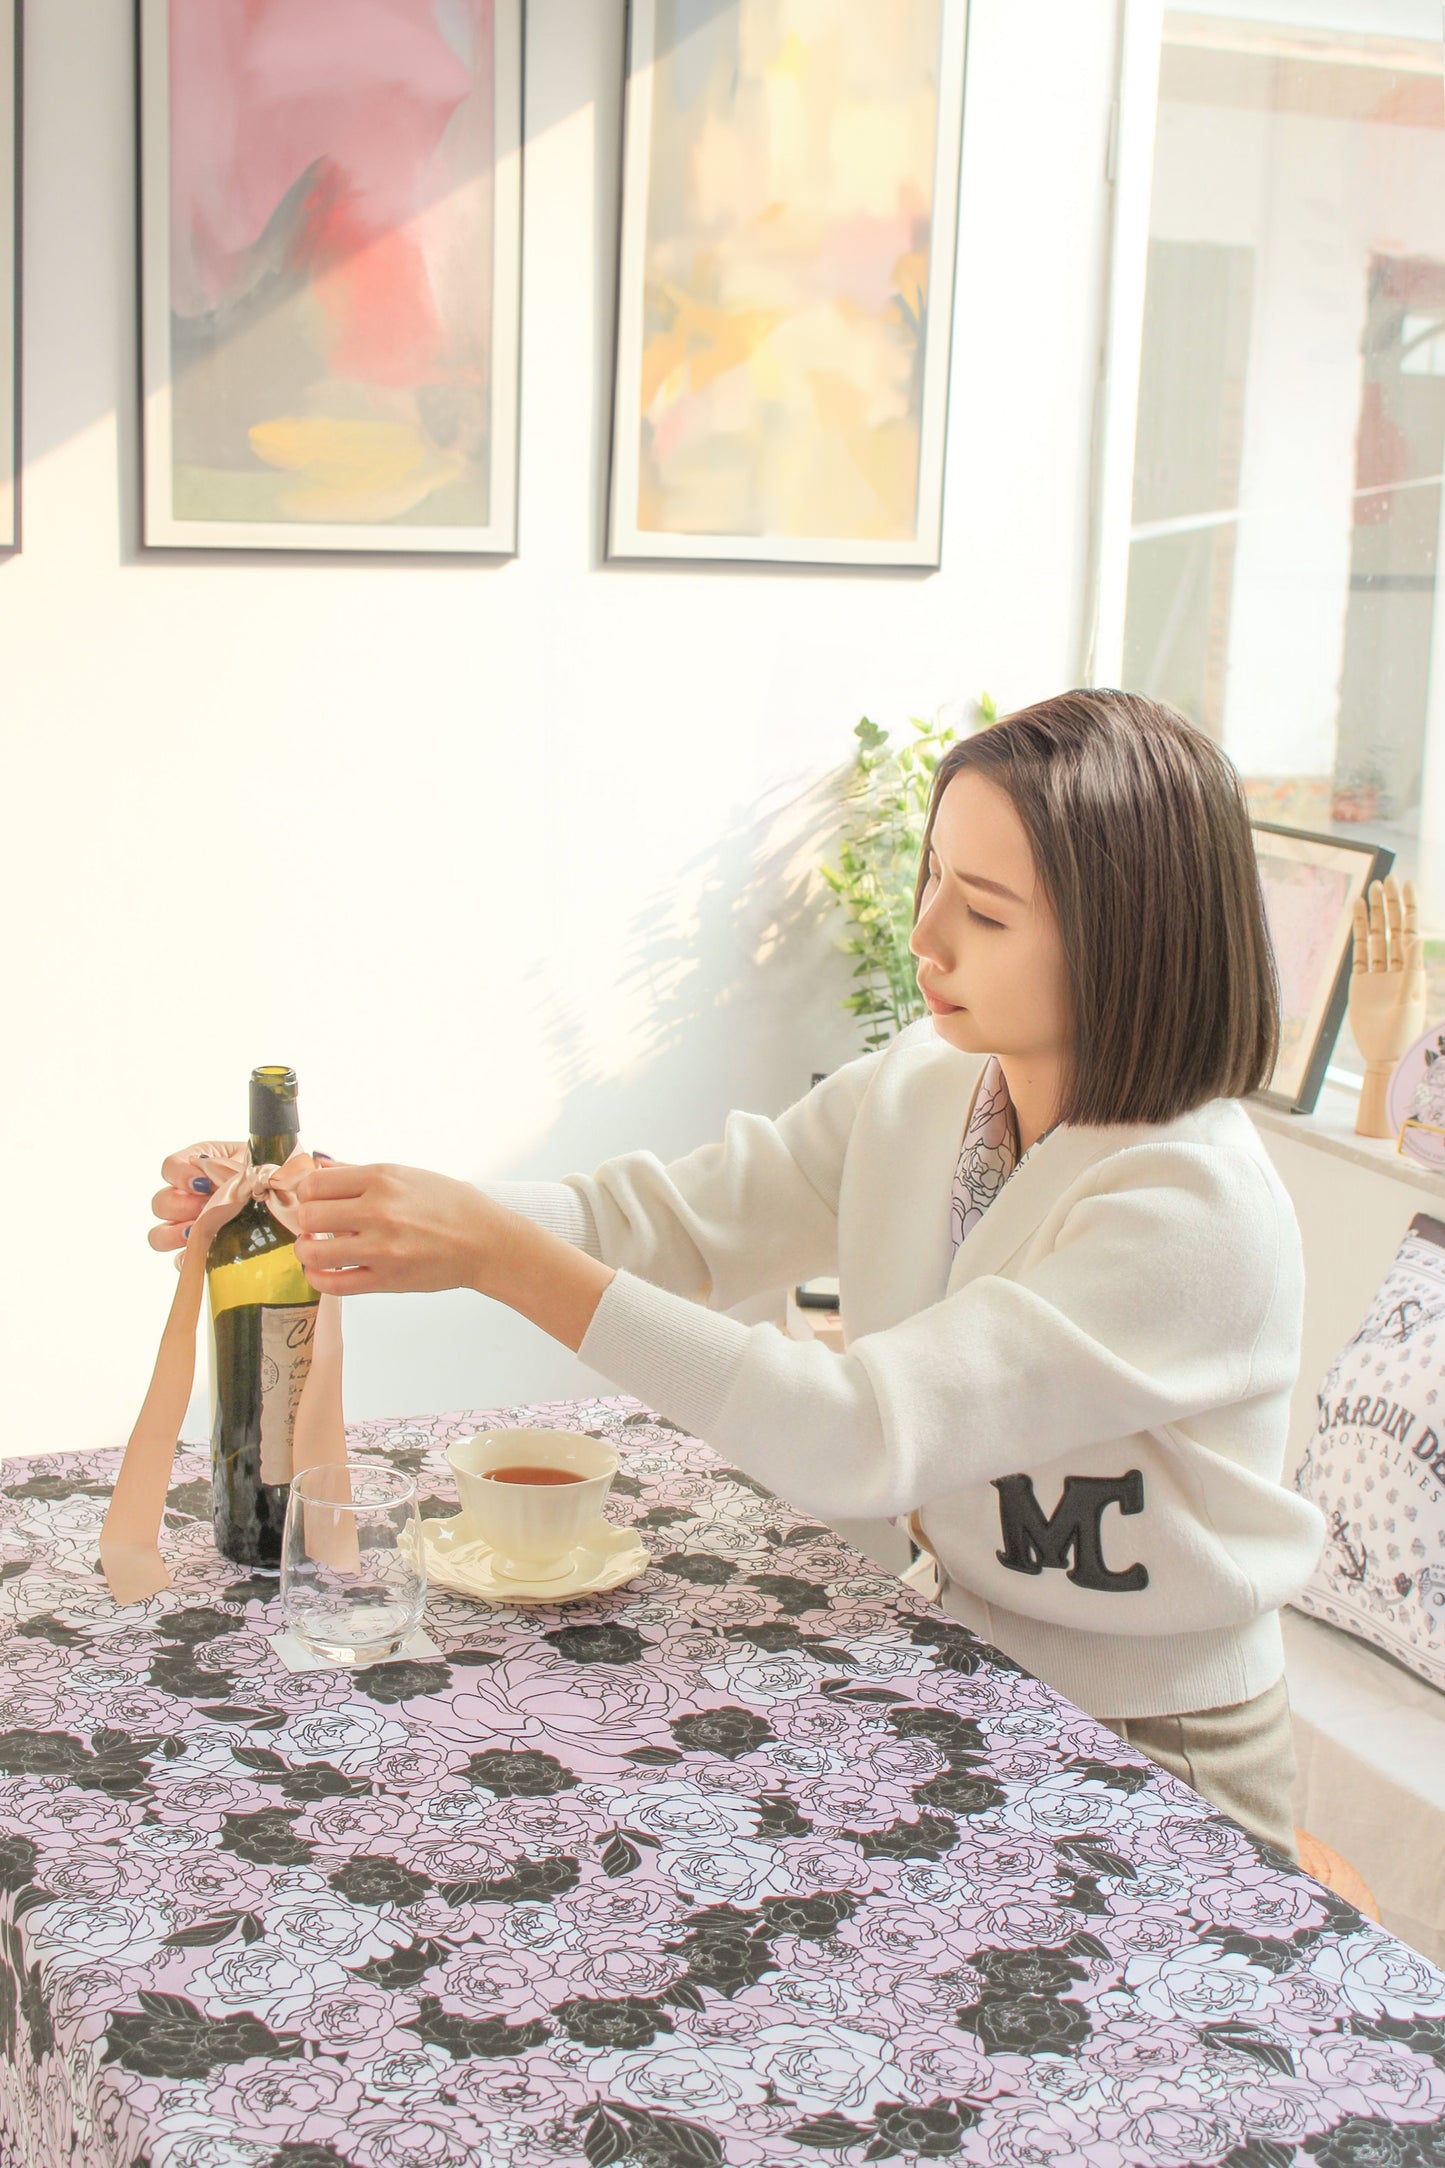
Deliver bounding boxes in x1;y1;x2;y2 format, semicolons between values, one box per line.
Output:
1251;821;1394;1116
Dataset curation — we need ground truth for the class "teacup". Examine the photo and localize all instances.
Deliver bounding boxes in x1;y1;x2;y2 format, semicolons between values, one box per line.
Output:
444;1430;619;1582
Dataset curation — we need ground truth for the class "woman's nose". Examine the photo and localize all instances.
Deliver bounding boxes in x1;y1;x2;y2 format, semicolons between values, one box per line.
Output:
910;896;946;966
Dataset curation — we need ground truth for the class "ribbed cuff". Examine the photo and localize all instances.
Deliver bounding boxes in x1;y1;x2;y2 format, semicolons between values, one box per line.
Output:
578;1268;751;1442
480;1180;602;1258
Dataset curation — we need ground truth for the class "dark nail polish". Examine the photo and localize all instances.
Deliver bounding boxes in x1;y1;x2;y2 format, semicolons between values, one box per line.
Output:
191;1177;215;1194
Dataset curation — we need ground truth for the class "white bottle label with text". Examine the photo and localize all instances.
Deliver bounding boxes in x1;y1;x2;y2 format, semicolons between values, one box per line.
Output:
259;1304;317;1487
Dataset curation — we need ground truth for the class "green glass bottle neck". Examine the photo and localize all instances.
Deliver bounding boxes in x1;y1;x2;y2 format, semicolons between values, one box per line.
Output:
250;1129;299;1165
250;1066;300;1155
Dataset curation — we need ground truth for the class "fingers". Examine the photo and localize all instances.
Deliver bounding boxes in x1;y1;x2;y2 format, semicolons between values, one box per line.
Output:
295;1232;365;1266
150;1180;201;1252
1357;877;1421;975
293;1164;369;1239
160;1141;244;1189
294;1200;359;1237
1385;879;1404;970
299;1258;373;1295
151;1182;203;1225
1352;896;1369;974
295;1164;368;1202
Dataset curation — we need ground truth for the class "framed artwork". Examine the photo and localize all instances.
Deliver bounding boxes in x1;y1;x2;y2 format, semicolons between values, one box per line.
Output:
139;0;522;553
1251;820;1394;1115
0;0;18;552
607;0;969;567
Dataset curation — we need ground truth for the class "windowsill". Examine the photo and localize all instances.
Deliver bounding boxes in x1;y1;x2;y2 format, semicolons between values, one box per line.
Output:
1245;1080;1445;1200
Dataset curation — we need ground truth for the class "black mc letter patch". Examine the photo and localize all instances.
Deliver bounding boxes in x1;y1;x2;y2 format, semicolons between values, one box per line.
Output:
992;1470;1149;1592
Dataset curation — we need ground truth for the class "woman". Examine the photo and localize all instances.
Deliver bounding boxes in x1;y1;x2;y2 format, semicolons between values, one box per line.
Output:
153;689;1325;1857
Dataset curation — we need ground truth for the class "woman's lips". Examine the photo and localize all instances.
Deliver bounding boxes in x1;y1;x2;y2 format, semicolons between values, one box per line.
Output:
923;989;961;1015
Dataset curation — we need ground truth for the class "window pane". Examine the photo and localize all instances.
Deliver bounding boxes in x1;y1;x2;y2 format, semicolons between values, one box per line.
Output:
1124;3;1445;1075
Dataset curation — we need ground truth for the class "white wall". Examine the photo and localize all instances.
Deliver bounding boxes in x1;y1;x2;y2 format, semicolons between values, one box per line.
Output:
1;0;1121;1457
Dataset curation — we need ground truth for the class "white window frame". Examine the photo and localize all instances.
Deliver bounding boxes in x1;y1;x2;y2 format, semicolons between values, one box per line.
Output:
1079;0;1165;691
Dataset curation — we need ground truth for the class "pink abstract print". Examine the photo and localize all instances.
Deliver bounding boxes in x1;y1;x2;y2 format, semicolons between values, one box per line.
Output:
167;0;496;528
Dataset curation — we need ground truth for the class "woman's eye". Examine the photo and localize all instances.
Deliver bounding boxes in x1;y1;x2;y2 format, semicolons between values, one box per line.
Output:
966;905;1001;930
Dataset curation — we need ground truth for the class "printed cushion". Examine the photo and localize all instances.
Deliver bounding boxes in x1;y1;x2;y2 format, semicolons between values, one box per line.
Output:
1291;1211;1445;1692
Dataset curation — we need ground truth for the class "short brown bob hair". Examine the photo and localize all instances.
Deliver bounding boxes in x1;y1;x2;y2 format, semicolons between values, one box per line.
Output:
913;689;1279;1128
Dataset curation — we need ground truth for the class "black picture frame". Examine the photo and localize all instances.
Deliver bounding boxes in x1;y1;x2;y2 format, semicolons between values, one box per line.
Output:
1250;819;1395;1116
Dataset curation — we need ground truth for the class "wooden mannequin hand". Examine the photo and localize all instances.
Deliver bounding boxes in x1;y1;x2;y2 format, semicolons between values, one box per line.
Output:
1349;876;1425;1138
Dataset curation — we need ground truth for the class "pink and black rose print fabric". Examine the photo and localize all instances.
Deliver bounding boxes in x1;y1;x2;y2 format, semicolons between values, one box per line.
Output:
0;1397;1443;2167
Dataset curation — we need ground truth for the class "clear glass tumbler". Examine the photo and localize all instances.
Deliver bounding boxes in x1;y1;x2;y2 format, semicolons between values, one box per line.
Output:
281;1461;426;1664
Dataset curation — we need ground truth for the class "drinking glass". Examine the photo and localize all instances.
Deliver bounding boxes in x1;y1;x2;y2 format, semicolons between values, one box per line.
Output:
281;1461;425;1664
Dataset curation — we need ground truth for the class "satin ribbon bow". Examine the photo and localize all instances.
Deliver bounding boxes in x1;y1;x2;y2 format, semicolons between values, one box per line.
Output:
100;1143;347;1607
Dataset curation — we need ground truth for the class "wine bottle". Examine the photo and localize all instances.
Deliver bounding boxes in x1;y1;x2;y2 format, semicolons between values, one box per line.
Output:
205;1065;319;1569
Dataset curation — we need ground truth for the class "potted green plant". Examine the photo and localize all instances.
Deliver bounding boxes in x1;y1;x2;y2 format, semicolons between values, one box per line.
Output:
820;697;997;1051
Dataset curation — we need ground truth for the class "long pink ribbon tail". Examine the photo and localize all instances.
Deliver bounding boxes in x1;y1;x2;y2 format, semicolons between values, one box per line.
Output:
293;1294;359;1574
100;1233;211;1605
100;1146;347;1606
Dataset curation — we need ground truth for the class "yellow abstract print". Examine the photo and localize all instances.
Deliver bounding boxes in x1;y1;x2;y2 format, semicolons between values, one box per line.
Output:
631;1;950;549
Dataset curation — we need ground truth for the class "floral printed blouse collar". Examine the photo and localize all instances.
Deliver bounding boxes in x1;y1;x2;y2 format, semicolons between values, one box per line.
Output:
949;1053;1060;1262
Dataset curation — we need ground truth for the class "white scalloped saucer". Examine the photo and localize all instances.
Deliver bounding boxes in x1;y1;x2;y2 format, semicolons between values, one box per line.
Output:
414;1512;649;1604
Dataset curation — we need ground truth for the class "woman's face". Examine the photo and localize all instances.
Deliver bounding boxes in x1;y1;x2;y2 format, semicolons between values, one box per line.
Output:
909;770;1071;1074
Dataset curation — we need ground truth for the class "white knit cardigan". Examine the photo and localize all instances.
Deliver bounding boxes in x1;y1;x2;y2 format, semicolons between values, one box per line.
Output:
488;1018;1325;1719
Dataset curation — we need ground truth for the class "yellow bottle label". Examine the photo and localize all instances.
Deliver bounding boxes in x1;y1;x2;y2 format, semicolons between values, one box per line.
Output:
207;1244;317;1319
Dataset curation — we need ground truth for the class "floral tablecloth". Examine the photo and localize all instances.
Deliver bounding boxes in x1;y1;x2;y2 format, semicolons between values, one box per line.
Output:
2;1396;1445;2168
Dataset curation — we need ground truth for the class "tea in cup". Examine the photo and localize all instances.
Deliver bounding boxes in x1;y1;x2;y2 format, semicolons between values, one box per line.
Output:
444;1429;619;1581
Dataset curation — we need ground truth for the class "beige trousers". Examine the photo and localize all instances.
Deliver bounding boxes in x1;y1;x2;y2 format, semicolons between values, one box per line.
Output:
899;1529;1300;1862
1097;1674;1299;1863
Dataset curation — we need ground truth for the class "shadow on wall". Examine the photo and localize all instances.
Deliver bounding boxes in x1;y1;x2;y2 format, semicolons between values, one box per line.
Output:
505;760;869;1188
339;752;921;1585
326;756;880;1425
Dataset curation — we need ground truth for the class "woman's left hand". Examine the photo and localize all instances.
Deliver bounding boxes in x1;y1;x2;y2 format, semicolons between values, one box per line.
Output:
293;1161;514;1297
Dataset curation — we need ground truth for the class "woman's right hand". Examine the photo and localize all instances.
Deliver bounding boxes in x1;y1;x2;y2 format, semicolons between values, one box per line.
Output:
148;1143;245;1254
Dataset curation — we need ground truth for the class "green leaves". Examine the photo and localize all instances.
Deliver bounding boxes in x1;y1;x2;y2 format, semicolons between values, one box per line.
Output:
104;1992;305;2080
599;1832;643;1878
406;1994;550;2062
580;2102;723;2167
161;1912;263;1951
819;697;995;1050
